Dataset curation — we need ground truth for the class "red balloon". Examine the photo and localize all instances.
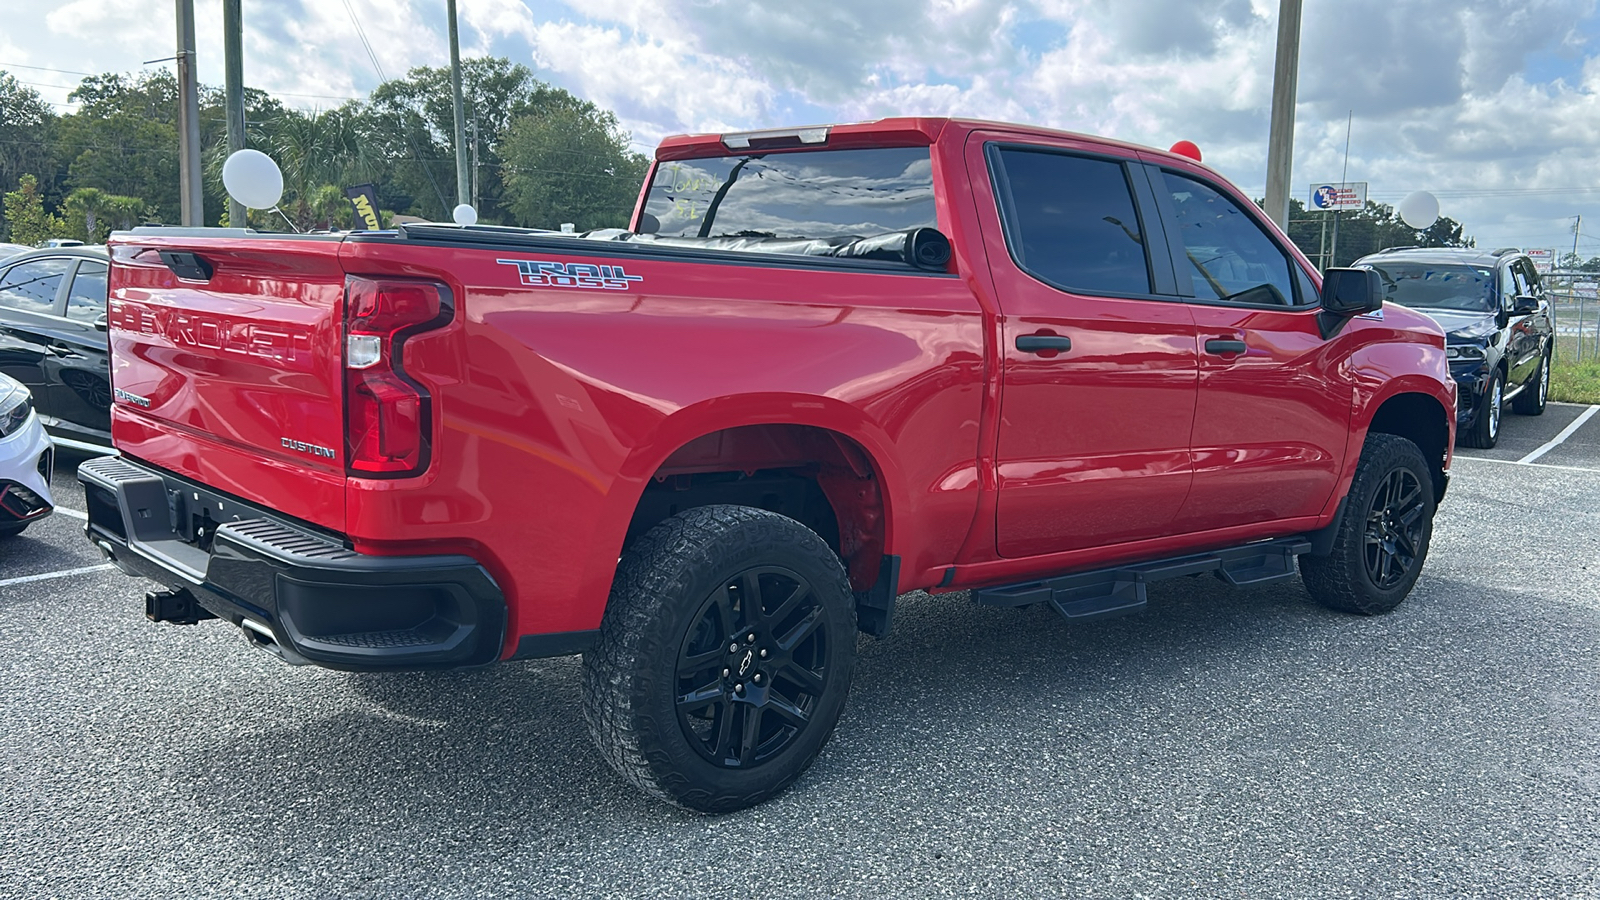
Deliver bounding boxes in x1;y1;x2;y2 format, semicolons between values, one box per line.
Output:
1169;140;1202;161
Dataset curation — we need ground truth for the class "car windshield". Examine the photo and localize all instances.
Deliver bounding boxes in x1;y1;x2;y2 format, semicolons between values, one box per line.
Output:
641;147;936;241
1367;261;1496;312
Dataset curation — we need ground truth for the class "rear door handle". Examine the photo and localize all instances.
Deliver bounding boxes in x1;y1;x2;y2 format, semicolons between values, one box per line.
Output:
1016;335;1072;354
1204;339;1247;355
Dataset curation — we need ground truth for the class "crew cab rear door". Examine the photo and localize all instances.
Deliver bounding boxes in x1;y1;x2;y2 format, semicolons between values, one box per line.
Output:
1137;154;1349;531
107;233;349;532
969;133;1199;558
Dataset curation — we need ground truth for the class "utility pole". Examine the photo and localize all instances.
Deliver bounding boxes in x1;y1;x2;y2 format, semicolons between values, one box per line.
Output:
223;0;246;227
175;0;204;225
1574;215;1583;267
447;0;470;208
1263;0;1303;230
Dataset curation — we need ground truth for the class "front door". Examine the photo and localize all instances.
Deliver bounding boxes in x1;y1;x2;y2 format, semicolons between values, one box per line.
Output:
1144;162;1349;531
974;138;1199;558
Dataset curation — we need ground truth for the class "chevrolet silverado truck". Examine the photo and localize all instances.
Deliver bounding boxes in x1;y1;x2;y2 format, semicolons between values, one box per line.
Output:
81;118;1455;813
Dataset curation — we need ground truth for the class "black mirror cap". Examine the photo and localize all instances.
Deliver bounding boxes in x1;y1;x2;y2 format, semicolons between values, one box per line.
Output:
1320;267;1384;316
1512;294;1540;316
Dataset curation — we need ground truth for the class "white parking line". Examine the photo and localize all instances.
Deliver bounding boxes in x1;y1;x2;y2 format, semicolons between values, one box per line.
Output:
0;563;114;589
1457;454;1600;475
52;506;88;520
1518;404;1600;464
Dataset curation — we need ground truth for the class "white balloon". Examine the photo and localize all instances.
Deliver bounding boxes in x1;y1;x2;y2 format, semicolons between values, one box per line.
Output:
221;149;284;210
1399;191;1440;230
451;204;478;225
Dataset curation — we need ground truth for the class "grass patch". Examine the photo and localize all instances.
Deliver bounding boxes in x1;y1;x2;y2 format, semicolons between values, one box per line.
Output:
1550;357;1600;405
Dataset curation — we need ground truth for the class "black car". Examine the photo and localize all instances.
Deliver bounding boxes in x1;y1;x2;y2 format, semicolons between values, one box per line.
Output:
1354;247;1554;449
0;246;112;452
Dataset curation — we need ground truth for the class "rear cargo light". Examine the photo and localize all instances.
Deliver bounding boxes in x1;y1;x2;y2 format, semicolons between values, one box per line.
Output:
344;276;451;476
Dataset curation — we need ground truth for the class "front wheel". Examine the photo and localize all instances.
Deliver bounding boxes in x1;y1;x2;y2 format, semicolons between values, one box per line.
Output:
1301;433;1435;615
583;505;857;813
0;522;28;539
1512;349;1550;416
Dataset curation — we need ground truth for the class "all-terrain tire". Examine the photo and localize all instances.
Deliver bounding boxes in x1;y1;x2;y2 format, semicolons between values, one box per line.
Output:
1301;433;1435;615
1464;369;1502;449
582;504;857;813
1512;348;1550;416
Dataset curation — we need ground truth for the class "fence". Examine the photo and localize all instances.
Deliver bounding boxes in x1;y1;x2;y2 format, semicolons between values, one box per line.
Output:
1549;287;1600;365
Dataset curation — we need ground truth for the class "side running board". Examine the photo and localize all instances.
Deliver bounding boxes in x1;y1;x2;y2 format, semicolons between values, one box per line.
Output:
971;537;1311;622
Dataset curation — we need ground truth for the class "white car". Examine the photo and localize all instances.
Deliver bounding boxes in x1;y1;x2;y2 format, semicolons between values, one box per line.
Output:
0;372;55;538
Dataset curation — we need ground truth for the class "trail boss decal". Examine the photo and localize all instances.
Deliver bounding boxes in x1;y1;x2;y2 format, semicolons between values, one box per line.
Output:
496;259;644;291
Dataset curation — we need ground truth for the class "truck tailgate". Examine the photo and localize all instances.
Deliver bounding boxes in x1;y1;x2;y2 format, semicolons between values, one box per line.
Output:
107;233;348;533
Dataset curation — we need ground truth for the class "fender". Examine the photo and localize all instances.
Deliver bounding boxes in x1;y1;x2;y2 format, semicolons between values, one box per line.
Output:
1320;347;1456;523
565;392;915;627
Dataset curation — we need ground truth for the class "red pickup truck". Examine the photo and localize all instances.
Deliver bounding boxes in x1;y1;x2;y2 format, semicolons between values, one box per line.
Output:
82;117;1455;812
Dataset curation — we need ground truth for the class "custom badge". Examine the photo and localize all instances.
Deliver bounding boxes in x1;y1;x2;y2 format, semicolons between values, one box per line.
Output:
496;259;643;291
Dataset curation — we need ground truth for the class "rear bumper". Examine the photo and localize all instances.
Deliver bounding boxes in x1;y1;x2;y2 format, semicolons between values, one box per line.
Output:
78;456;505;671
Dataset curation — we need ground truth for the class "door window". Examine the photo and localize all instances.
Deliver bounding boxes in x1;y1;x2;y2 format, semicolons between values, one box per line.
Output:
0;258;72;315
64;261;107;322
1162;172;1299;306
990;147;1152;295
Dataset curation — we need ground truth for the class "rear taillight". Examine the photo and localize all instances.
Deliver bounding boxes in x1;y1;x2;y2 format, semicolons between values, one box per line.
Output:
344;276;450;476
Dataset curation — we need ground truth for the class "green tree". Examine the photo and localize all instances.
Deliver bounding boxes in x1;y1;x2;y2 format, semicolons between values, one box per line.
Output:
358;58;602;222
0;73;60;236
256;107;373;231
1284;198;1473;269
56;72;181;222
499;105;648;231
61;187;112;242
2;175;67;245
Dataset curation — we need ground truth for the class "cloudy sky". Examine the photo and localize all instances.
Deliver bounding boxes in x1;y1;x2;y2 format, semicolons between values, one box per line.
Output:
5;0;1599;254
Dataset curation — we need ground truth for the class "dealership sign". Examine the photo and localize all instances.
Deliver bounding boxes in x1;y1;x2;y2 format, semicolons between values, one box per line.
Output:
1524;248;1556;274
1309;182;1368;211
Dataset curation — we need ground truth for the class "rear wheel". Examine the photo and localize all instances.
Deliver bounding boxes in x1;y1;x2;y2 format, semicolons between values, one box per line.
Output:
583;504;857;813
1512;348;1550;416
1465;370;1502;449
1301;434;1435;615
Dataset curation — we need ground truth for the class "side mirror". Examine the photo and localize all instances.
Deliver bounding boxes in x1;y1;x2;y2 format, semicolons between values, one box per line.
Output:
1511;295;1540;317
93;314;109;333
1318;268;1384;339
1320;268;1384;316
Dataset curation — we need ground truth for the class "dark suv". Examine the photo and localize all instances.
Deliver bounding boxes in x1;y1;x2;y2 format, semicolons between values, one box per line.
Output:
1354;247;1553;448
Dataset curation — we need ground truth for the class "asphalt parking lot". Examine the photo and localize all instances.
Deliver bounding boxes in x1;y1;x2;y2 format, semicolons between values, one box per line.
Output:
3;406;1599;899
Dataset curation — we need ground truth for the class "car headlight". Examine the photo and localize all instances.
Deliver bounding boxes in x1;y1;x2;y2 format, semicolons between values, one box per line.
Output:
0;383;34;438
1446;345;1486;362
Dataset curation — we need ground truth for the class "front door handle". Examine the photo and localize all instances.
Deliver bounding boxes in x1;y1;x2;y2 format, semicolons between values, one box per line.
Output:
1204;339;1247;355
1016;334;1072;354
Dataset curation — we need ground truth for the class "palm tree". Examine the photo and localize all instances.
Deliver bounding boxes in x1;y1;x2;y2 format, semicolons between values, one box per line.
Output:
61;187;111;242
262;109;373;230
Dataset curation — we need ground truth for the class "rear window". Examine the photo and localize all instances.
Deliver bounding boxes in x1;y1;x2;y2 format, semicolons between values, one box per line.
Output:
642;147;937;241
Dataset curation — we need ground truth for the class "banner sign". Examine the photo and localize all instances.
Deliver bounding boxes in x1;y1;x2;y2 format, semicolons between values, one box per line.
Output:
1524;248;1555;274
345;184;382;231
1309;182;1368;211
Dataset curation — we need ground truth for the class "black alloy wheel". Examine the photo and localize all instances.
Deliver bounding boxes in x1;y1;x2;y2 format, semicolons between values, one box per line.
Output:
1301;433;1435;615
584;504;857;813
1363;467;1427;590
675;566;832;769
1466;370;1502;449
